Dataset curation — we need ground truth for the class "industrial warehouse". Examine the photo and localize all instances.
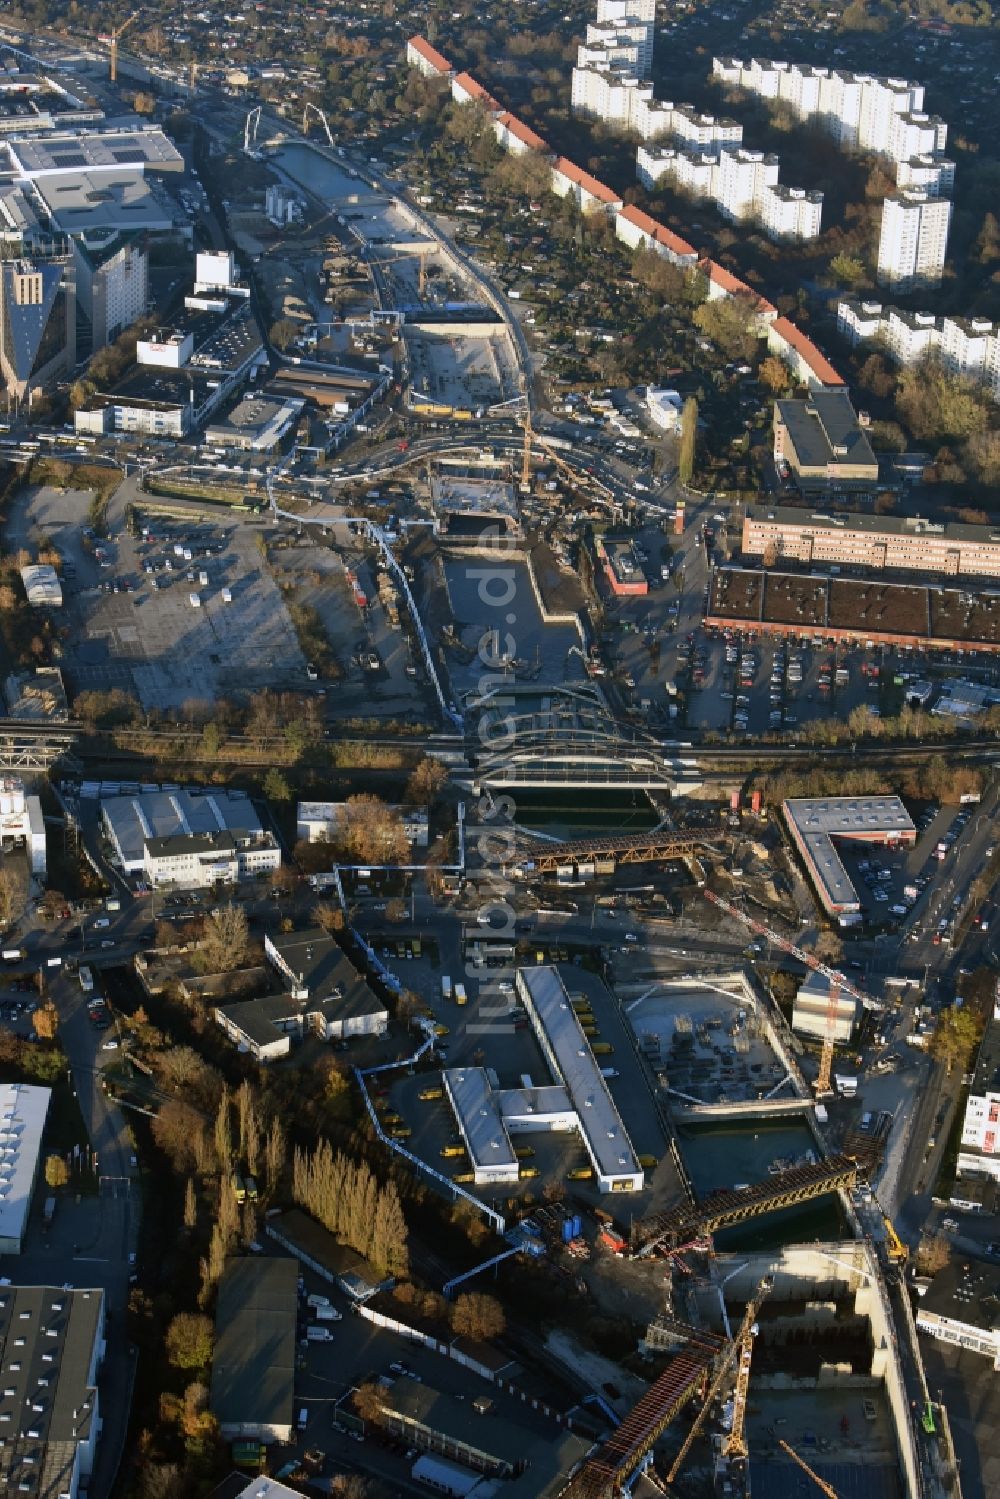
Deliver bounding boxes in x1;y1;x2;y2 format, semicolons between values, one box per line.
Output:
783;795;917;920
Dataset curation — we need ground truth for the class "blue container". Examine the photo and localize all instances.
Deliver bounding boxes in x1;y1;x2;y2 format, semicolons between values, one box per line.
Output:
572;1214;582;1237
561;1219;574;1243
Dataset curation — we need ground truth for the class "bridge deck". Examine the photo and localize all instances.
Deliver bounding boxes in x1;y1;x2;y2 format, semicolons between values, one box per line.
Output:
512;831;716;873
560;1342;720;1498
631;1155;859;1254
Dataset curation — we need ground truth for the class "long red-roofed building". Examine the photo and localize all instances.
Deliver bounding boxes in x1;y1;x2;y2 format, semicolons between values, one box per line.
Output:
551;156;623;213
767;315;844;389
615;204;698;267
494;111;551;158
451;71;501;112
405;35;453;78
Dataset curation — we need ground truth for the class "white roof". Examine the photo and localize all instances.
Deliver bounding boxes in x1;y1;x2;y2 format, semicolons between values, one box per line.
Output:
20;564;62;607
444;1067;517;1171
0;1083;50;1247
518;966;640;1181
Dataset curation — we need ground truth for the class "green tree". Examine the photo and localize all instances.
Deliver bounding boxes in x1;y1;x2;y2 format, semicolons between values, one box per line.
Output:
929;1005;983;1073
197;905;249;974
692;293;761;362
828;251;867;287
165;1312;214;1371
678;397;698;485
896;359;990;443
44;1153;69;1188
263;767;291;803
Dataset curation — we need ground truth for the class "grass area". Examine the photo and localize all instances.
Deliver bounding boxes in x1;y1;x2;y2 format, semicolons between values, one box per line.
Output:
143;476;259;506
287;599;342;679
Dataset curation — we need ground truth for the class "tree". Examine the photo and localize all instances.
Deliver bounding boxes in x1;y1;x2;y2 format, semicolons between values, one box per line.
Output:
758;356;789;395
336;795;410;864
263;767;291;803
896;359;990;443
165;1312;214;1371
44;1153;69;1188
450;1292;505;1341
269;318;300;350
353;1381;385;1425
828;251;867;288
405;757;448;805
929;1005;983;1074
183;1177;198;1231
32;1000;58;1040
197;904;249;973
315;901;346;933
263;1115;285;1195
132;90;156;113
692;293;762;362
974;211;1000;264
385;897;407;923
678;397;698;485
0;866;25;928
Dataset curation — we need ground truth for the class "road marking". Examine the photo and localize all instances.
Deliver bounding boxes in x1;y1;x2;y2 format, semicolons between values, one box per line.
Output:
73;1256;110;1263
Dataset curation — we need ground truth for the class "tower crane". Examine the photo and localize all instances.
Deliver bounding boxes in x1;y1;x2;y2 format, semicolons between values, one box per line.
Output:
664;1274;773;1489
722;1286;764;1463
778;1439;840;1498
815;969;842;1098
702;891;881;1013
108;10;139;83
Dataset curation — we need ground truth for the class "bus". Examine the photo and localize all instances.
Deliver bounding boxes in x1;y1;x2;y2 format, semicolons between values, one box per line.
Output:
78;965;94;993
231;1173;247;1204
441;975;452;1001
245;1175;258;1202
454;983;467;1006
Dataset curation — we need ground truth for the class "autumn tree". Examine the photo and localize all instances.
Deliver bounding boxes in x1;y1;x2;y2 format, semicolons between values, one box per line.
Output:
929;1005;983;1074
336;795;410;864
263;768;291;803
693;292;761;362
315;901;346;933
678;397;698;485
405;756;448;805
828;251;867;287
269;318;299;350
44;1154;69;1188
165;1312;214;1371
450;1292;505;1341
32;1000;58;1040
759;356;790;395
353;1381;386;1425
896;359;990;443
196;903;249;973
183;1177;197;1231
385;897;407;923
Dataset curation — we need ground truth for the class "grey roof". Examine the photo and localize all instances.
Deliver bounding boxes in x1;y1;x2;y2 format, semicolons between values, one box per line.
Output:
745;501;1000;549
35;169;174;233
971;1018;1000;1097
775;391;877;472
443;1066;517;1172
6;126;183;178
0;1082;50;1249
216;991;303;1048
210;1258;297;1433
102;787;262;868
145;829;240;860
919;1259;1000;1335
265;928;387;1022
0;1284;103;1499
263;1208;384;1293
783;796;915;911
518;965;640;1181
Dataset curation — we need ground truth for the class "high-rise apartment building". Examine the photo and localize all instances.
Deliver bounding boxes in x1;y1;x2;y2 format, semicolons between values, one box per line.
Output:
0;250;75;402
877;189;952;291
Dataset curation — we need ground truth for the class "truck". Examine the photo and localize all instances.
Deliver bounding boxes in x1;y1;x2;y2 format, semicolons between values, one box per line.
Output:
454;982;467;1006
441;975;452;1002
105;897;121;913
314;1304;341;1322
78;965;94;993
306;1293;331;1310
305;1325;334;1342
834;1074;858;1098
2;947;24;964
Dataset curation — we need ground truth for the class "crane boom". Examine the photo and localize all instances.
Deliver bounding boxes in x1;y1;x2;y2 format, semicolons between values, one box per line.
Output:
664;1275;773;1488
778;1440;840;1498
702;891;881;1011
109;10;139;82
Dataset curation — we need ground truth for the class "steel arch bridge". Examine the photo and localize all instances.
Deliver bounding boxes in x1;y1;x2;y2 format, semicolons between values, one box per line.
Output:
473;705;687;791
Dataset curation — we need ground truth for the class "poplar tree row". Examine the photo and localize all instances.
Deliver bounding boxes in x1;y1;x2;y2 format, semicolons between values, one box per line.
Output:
292;1140;409;1279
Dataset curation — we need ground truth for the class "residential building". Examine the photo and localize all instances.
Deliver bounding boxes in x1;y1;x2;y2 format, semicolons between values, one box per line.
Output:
405;35;453;78
264;928;388;1040
772;391;878;487
838;297;1000;401
896;153;954;197
550;157;622;214
766;316;844;389
571;65;647;129
0;1082;50;1253
71;233;147;350
210;1258;297;1444
792;971;858;1044
888;110;948;164
958;996;1000;1183
877;190;951;291
0;250;75;402
645;387;684;431
614;205;698;266
493;112;549;157
742;502;1000;580
783;796;916;921
916;1260;1000;1368
759;184;824;241
635;143;821;241
0;1282;105;1499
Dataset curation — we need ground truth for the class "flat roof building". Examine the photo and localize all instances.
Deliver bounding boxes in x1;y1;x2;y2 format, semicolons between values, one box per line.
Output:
20;564;62;607
0;1082;51;1253
0;1283;105;1499
101;786;266;872
958;995;1000;1183
203;393;305;452
264;928;388;1040
783;796;916;922
742;503;1000;582
143;827;280;890
443;1067;519;1187
773;391;878;489
517;966;642;1192
210;1258;297;1444
264;1207;391;1301
6;126;183;180
916;1260;1000;1368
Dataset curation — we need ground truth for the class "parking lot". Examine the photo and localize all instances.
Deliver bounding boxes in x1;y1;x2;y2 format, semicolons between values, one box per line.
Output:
39;498;308;710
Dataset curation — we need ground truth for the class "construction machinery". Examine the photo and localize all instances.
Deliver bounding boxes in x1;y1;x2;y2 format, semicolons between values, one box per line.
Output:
722;1279;769;1464
777;1440;839;1497
815;970;842;1098
703;891;882;1013
664;1275;773;1489
108;10;139;82
879;1202;908;1265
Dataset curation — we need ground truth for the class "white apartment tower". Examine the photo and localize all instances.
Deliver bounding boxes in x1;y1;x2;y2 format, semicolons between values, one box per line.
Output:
877;190;952;291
